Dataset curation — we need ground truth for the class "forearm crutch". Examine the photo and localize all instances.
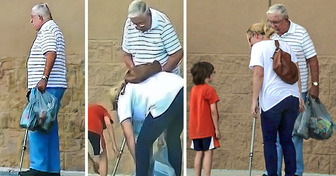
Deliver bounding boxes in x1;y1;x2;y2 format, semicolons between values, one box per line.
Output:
112;137;126;176
19;128;29;172
248;118;256;176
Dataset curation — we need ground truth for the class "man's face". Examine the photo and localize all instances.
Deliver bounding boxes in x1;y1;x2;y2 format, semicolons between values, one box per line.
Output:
267;13;288;36
30;10;43;30
130;13;151;32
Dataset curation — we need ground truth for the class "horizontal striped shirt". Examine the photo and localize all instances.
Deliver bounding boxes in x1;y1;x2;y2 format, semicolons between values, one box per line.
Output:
271;20;316;93
27;20;67;89
122;8;182;74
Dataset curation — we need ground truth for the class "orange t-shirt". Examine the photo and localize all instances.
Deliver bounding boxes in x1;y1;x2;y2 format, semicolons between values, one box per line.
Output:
88;104;110;136
189;83;219;140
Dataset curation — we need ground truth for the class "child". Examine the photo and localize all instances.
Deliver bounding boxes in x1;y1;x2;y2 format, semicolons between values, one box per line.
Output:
88;104;117;176
189;62;221;176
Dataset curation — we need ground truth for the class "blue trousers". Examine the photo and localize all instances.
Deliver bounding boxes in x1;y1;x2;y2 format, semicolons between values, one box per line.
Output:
261;96;299;176
136;88;183;176
264;93;306;176
28;88;66;173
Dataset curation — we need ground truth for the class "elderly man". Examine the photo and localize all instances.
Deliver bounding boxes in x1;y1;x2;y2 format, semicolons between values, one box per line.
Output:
122;0;183;75
263;4;319;176
19;3;67;176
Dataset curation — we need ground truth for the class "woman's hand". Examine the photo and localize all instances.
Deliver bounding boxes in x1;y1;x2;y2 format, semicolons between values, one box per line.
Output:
251;100;259;118
299;97;305;113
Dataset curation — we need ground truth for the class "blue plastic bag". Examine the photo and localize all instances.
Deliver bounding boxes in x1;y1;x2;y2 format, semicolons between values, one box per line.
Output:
20;88;59;133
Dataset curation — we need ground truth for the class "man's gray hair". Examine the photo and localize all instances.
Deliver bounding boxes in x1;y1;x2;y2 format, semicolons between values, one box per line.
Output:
128;0;149;18
32;3;53;20
266;4;288;19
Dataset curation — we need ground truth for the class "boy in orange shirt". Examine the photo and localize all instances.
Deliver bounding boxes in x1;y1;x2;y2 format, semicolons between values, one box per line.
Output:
189;62;221;176
88;104;117;176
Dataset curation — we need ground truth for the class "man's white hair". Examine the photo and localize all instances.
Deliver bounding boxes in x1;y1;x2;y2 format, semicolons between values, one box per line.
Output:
32;3;53;20
128;0;149;18
266;4;288;19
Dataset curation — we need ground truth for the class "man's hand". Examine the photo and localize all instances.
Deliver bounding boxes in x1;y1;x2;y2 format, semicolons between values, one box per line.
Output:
37;79;47;93
309;85;319;99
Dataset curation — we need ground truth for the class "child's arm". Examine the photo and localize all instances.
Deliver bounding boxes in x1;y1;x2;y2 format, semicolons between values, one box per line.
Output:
103;114;117;153
210;102;221;139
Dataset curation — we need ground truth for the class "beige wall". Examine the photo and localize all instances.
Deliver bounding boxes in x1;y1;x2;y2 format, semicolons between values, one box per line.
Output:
187;0;336;174
88;0;183;174
0;0;85;171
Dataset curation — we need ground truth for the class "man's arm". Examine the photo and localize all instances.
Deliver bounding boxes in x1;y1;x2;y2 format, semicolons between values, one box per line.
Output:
307;55;319;98
37;51;56;92
162;49;183;72
122;51;134;70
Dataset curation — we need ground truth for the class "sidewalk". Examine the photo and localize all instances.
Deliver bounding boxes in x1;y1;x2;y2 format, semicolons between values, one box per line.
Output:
0;168;85;176
186;168;336;176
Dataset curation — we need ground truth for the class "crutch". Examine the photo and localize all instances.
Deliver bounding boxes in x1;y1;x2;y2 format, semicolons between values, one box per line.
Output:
112;137;126;176
249;118;257;176
19;128;29;172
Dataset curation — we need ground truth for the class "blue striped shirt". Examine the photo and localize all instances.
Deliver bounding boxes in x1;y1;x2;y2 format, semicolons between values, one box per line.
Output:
271;21;316;93
122;8;182;74
27;20;67;89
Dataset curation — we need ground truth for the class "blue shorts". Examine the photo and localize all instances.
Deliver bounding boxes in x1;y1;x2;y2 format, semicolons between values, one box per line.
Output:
191;137;216;151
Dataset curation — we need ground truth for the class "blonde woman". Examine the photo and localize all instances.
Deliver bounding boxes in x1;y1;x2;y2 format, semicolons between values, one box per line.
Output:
247;23;304;176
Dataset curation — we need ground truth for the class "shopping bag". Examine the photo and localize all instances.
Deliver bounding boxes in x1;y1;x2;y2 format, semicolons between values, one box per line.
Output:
152;135;176;176
308;95;335;140
19;101;38;131
293;96;311;139
20;88;59;133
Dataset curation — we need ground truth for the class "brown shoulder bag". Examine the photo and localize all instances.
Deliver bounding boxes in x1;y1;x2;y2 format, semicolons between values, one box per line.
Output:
124;60;162;83
272;40;299;84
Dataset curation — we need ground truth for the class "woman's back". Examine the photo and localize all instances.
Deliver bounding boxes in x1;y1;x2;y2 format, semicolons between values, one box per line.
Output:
249;40;300;111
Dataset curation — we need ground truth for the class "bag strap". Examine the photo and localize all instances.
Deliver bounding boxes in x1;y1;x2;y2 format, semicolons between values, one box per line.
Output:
275;40;280;50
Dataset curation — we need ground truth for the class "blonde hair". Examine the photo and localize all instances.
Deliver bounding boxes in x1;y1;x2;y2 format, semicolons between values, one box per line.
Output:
246;22;275;39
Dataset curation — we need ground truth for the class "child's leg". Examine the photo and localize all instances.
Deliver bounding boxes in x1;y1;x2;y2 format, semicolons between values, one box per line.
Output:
194;151;203;176
99;136;108;176
203;149;213;176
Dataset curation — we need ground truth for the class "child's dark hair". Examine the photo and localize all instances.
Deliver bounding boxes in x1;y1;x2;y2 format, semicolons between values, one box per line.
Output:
191;62;214;85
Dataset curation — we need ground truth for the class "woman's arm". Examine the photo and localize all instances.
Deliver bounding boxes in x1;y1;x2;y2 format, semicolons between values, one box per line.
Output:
296;63;305;112
121;119;136;163
251;66;263;118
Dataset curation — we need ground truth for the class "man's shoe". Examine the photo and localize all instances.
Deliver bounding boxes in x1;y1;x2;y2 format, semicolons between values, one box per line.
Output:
18;169;38;176
262;174;267;176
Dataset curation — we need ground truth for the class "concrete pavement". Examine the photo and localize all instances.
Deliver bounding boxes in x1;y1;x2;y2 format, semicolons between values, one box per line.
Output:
186;169;336;176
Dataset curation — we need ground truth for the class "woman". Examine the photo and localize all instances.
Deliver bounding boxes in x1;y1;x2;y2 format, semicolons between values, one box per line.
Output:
247;23;305;176
117;71;183;176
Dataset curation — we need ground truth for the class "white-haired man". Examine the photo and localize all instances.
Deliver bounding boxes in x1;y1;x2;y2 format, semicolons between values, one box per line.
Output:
19;3;67;176
263;4;319;176
122;0;183;75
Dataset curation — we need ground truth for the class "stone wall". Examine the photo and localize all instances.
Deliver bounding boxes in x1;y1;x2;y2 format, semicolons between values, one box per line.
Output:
0;1;85;171
187;0;336;174
88;0;183;174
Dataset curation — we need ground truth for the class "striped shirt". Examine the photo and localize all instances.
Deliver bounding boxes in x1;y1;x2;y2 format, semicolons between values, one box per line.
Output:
27;20;67;89
271;20;316;93
122;8;182;75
